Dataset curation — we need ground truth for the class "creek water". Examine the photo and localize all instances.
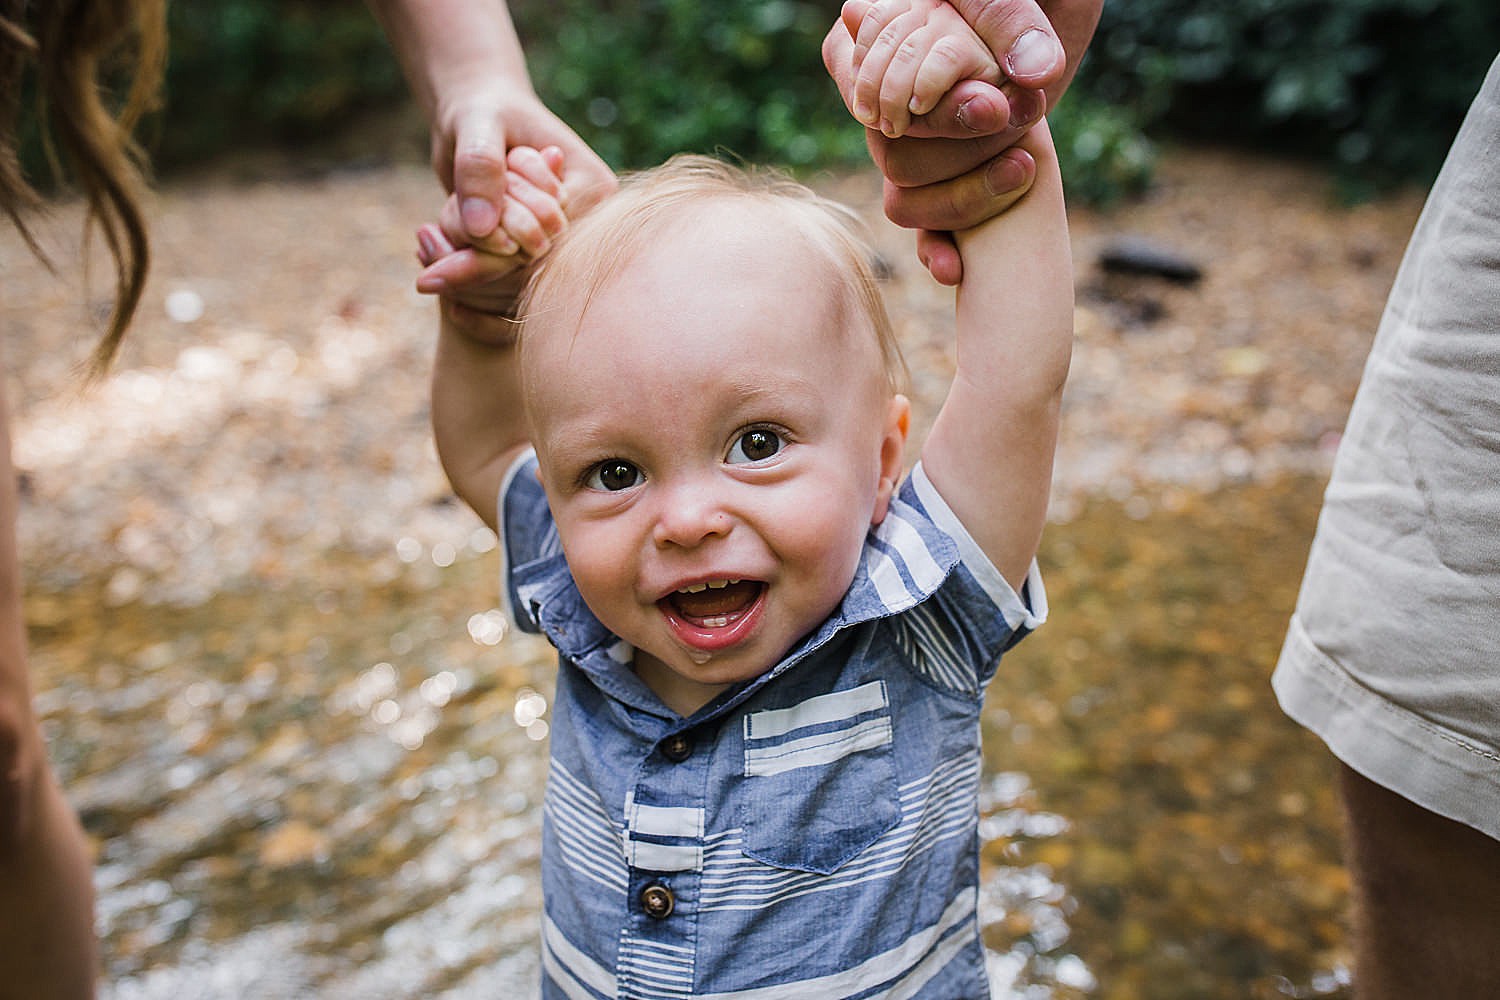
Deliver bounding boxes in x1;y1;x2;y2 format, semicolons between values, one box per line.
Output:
6;152;1399;999
29;475;1351;1000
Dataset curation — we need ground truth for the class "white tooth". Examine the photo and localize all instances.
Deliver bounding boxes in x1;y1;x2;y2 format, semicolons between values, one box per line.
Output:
680;583;707;594
707;580;729;589
704;616;729;628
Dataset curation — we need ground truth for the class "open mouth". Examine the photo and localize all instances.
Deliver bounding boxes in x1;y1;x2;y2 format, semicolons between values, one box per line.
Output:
665;579;764;628
658;579;768;653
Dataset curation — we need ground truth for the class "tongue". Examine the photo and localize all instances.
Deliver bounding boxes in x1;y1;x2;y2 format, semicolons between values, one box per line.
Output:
670;581;761;621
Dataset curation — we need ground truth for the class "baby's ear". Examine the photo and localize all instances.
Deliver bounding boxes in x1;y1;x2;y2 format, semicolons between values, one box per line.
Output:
870;394;911;526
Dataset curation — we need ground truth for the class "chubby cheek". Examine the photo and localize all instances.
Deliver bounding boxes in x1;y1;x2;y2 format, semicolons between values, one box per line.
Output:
766;486;870;603
553;516;642;628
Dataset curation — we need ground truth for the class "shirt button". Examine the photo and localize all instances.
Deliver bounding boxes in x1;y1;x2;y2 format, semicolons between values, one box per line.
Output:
660;733;693;763
640;883;675;920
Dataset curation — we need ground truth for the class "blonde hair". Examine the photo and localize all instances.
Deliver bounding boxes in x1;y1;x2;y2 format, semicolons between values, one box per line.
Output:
519;153;908;393
1;0;166;377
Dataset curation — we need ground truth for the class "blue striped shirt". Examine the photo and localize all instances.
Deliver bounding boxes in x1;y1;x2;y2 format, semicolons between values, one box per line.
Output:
500;454;1046;999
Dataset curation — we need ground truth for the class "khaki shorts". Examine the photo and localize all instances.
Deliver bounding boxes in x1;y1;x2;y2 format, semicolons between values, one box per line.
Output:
1273;54;1500;840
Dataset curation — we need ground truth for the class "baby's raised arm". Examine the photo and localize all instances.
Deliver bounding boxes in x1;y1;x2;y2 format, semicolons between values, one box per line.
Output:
426;145;567;530
919;120;1072;591
844;0;1001;138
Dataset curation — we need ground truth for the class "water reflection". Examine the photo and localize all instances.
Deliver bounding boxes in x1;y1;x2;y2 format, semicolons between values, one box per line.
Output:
986;477;1353;999
31;554;551;997
30;478;1353;998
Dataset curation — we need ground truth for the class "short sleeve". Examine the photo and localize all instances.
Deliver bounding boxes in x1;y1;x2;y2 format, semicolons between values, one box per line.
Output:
883;464;1047;695
908;464;1047;636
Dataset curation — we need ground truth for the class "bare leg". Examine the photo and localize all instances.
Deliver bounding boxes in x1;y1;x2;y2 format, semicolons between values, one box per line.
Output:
0;383;97;999
1339;763;1500;999
0;765;97;1000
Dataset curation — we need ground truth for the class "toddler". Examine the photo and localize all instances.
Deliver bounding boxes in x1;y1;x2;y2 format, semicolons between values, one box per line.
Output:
420;4;1071;995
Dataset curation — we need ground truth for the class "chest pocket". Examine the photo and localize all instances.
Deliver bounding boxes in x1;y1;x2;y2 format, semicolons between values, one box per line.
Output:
737;680;900;875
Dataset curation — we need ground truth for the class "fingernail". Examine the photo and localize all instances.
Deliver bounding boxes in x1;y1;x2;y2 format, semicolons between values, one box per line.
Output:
460;197;499;237
854;101;875;125
1006;28;1061;81
984;154;1027;197
416;230;439;263
956;96;998;134
1008;89;1044;130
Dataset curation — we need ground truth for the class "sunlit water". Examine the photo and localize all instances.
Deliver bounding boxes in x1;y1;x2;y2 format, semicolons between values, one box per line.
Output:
8;154;1402;998
29;478;1351;1000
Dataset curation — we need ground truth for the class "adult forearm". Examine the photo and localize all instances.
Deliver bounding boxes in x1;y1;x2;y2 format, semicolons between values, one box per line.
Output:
1034;0;1103;107
366;0;533;118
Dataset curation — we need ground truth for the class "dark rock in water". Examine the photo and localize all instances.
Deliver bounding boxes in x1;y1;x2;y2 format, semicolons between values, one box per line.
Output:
1098;236;1204;285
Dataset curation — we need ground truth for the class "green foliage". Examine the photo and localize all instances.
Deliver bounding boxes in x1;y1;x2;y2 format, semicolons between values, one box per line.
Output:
1050;95;1156;207
36;0;1496;203
512;0;1166;203
1074;0;1500;190
509;0;1158;202
511;0;868;172
153;0;403;169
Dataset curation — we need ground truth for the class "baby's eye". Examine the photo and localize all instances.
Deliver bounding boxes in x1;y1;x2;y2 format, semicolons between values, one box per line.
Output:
727;428;782;465
586;460;643;491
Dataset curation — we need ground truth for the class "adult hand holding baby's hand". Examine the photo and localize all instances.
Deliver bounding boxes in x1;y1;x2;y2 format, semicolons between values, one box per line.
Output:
433;83;615;250
824;0;1101;285
416;145;568;345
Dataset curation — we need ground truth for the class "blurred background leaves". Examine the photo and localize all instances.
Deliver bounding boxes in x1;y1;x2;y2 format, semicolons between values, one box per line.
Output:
1074;0;1500;201
17;0;1500;203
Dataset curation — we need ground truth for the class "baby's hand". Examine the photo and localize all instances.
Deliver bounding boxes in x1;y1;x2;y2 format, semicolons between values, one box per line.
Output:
415;145;567;342
844;0;1002;139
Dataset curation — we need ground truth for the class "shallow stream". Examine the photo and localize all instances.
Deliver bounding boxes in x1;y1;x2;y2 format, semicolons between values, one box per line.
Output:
8;151;1398;999
29;475;1351;999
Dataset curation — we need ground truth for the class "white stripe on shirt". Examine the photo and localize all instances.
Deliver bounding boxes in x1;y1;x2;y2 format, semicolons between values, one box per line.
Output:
744;717;893;777
691;888;977;1000
744;681;887;740
544;914;616;999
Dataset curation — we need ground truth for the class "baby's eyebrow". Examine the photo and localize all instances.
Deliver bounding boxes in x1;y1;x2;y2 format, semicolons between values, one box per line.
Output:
535;416;617;463
724;373;820;403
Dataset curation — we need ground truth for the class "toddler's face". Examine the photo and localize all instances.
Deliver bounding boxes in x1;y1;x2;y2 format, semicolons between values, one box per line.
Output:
524;204;907;716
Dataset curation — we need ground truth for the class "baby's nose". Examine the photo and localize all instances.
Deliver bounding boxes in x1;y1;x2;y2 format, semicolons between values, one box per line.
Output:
651;482;732;548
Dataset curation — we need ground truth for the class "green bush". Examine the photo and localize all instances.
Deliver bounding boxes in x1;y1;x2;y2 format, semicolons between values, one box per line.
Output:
512;0;1156;201
152;0;404;169
35;1;1496;204
1075;0;1500;192
1049;95;1156;207
512;0;868;171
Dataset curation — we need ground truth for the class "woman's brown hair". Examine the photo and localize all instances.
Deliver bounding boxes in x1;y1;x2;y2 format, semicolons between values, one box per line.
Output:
1;0;166;375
